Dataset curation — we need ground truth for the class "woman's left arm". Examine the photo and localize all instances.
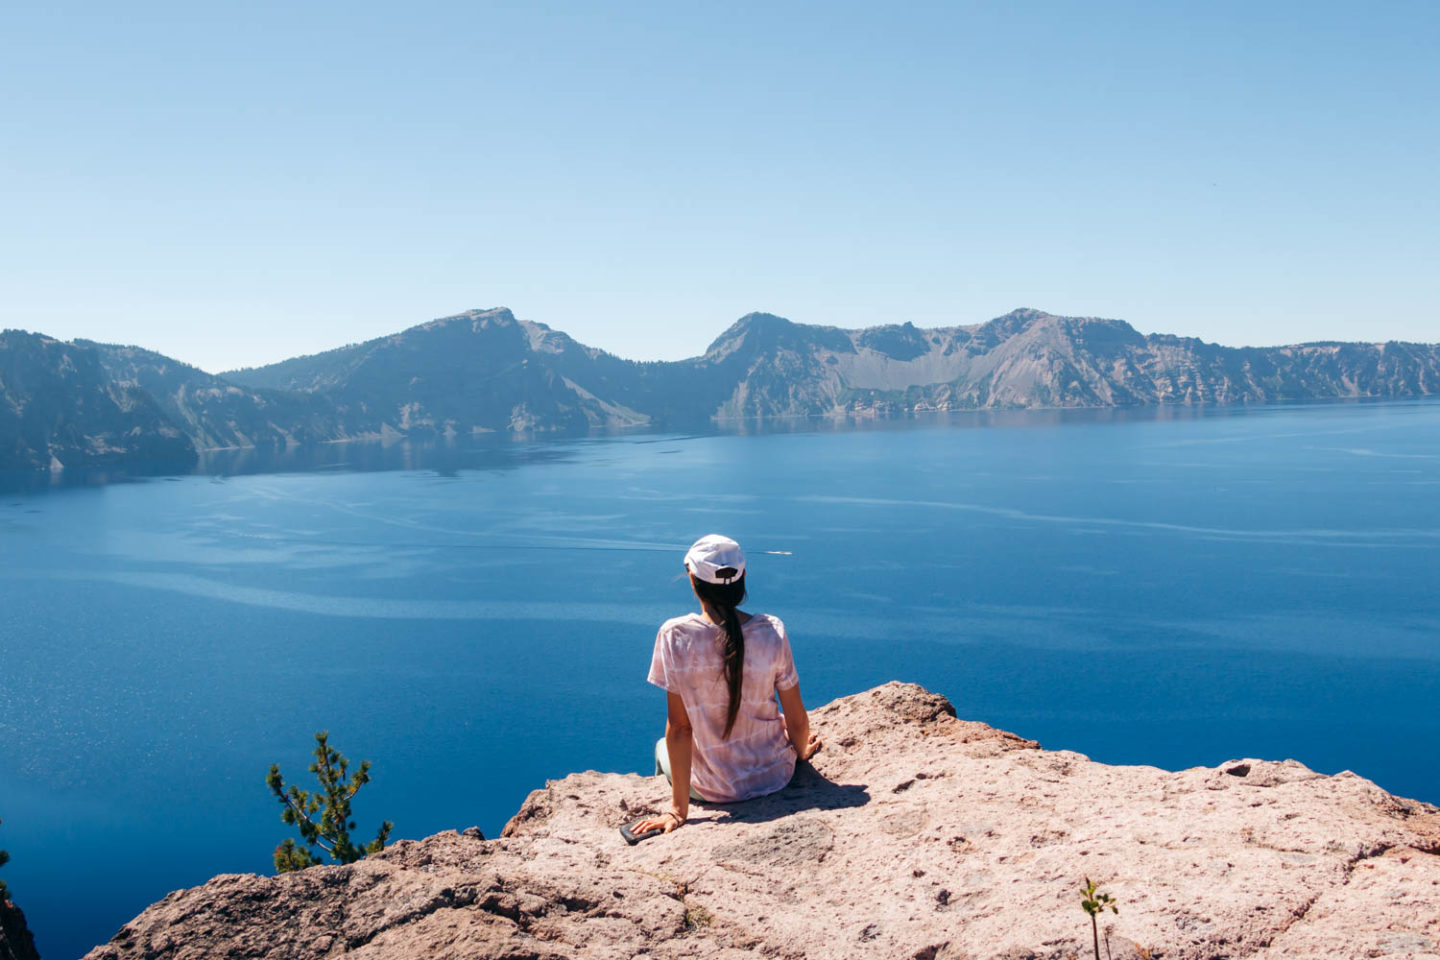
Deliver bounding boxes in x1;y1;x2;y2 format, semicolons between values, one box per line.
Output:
778;682;821;761
635;692;693;834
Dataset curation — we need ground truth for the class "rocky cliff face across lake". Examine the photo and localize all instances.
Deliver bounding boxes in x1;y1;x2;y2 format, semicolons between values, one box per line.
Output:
5;308;1440;471
80;683;1440;960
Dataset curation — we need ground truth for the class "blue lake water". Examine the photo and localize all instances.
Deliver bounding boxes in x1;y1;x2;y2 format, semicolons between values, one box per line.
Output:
2;400;1438;959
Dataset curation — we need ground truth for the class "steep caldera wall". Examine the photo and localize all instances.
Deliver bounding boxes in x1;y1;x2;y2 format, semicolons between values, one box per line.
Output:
6;308;1440;470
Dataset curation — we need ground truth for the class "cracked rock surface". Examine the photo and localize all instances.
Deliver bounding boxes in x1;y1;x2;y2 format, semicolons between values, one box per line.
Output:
84;683;1440;960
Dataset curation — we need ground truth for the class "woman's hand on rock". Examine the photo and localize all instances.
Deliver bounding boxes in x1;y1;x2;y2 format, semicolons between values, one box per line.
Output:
800;733;822;761
634;811;685;835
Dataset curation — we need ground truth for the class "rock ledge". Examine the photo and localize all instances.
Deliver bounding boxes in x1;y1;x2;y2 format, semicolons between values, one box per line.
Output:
85;683;1440;960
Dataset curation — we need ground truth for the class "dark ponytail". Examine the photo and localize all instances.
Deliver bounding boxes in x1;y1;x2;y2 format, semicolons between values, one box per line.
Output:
692;571;747;739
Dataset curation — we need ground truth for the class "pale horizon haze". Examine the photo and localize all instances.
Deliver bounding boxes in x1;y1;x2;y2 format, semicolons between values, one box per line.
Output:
3;1;1437;374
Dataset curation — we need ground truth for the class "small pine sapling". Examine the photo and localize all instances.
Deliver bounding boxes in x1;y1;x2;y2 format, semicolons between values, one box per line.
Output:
1080;876;1119;960
267;731;393;873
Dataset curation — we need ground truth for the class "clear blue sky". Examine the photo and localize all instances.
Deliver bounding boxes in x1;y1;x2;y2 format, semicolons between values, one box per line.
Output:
3;1;1436;373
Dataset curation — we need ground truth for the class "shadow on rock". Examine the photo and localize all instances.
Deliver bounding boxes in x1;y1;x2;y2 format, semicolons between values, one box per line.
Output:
705;760;869;825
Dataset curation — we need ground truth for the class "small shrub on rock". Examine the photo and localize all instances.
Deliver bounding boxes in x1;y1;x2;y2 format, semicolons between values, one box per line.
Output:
1080;876;1119;960
266;731;393;873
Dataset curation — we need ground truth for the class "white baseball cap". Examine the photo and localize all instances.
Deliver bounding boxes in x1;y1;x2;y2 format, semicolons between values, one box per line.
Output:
684;534;747;584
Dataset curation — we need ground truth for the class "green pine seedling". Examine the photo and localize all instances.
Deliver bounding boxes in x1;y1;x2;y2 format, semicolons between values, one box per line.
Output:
267;731;393;873
1080;876;1119;960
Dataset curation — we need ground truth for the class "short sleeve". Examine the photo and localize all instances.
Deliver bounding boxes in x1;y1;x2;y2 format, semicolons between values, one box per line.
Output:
647;625;672;691
772;617;799;691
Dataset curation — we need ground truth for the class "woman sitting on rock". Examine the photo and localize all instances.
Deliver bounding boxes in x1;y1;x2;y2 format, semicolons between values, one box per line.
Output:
632;534;822;837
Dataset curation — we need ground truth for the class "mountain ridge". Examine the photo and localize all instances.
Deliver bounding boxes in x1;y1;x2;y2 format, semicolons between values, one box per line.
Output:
3;308;1438;471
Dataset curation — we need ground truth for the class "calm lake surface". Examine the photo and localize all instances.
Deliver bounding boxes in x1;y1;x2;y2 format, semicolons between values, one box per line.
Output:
3;401;1438;959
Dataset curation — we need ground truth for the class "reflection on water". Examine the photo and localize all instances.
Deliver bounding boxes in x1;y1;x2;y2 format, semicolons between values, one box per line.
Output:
4;397;1425;496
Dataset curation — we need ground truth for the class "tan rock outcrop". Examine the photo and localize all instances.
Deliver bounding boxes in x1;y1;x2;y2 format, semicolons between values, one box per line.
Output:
85;683;1440;960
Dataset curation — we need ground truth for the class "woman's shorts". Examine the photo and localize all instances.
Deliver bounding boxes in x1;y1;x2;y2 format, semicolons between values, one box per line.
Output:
654;737;705;802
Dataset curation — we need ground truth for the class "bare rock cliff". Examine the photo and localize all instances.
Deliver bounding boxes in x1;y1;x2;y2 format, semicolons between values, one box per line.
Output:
10;309;1440;470
84;683;1440;960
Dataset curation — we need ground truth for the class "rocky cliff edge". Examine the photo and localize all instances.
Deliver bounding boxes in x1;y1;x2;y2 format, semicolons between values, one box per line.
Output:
1;899;41;960
84;683;1440;960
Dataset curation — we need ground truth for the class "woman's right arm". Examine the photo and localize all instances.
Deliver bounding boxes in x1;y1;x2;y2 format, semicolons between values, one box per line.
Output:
662;691;694;823
778;683;821;760
635;691;694;835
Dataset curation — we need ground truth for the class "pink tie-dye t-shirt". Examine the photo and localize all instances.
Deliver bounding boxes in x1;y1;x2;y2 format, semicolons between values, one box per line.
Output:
647;612;801;803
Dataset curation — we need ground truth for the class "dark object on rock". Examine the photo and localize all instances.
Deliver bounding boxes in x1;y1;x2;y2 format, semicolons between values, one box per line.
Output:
619;820;664;845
